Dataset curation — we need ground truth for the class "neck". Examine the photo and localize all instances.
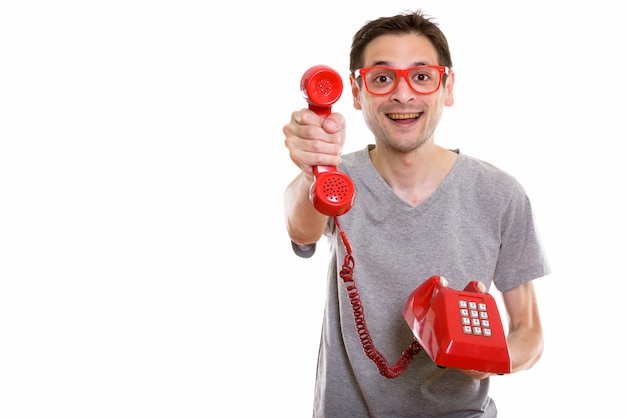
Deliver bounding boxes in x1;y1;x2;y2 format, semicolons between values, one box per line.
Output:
369;143;458;207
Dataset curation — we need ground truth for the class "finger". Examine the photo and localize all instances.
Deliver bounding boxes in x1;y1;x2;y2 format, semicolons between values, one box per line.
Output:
322;113;345;135
295;108;324;127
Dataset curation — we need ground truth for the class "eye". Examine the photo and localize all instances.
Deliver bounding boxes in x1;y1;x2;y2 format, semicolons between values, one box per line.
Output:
375;74;391;83
412;72;431;83
370;69;396;85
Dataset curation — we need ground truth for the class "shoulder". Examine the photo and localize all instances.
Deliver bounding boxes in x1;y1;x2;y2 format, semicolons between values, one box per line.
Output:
338;145;373;178
458;152;525;195
340;145;371;167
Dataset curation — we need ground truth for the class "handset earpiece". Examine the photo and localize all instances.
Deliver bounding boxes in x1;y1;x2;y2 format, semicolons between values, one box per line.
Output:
300;65;355;217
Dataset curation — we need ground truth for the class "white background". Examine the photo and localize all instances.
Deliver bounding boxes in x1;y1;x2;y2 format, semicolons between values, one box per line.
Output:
1;1;624;416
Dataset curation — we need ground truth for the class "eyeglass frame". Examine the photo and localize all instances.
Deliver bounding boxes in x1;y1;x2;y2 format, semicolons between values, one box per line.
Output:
352;65;451;96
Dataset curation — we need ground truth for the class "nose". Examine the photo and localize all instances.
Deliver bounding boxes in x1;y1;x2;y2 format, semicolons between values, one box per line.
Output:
390;75;414;102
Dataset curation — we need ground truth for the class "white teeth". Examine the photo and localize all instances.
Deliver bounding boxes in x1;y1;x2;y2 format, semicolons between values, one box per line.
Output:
388;113;419;120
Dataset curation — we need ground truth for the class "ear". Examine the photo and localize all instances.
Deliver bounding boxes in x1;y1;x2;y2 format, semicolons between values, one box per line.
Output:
444;70;455;107
350;75;362;110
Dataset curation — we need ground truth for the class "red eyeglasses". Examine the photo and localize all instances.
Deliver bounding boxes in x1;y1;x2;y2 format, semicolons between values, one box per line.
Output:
353;65;450;96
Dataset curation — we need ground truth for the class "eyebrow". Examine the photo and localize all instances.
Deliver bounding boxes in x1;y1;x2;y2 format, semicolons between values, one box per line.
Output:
369;60;432;68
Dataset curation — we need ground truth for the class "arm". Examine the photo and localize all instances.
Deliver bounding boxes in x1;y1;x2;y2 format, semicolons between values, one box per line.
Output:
283;109;346;245
501;280;544;373
460;281;543;379
284;171;327;245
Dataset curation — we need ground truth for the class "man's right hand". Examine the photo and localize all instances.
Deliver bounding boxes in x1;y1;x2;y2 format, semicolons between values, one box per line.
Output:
283;108;346;176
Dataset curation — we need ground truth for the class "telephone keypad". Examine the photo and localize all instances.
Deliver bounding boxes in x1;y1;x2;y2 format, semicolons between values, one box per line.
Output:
459;299;492;337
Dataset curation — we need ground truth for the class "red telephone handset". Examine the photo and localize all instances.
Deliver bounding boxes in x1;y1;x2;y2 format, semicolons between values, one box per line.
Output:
402;276;511;374
300;65;355;217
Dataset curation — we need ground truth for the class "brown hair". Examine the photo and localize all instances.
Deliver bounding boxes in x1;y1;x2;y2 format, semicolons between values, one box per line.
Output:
349;10;453;73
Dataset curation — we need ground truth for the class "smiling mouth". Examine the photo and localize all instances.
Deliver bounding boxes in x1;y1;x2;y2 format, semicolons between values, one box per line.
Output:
387;112;421;120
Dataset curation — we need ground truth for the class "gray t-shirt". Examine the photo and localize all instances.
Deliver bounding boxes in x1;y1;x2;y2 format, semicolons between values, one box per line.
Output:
301;145;550;417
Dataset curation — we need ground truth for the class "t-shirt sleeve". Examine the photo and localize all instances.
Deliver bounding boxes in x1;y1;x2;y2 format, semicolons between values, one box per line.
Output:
493;188;551;292
291;241;317;258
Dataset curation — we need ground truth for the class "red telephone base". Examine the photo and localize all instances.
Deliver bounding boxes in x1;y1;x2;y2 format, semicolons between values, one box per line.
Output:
403;276;511;374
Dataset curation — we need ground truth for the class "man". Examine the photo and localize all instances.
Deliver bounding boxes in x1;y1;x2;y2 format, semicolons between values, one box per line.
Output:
283;10;550;417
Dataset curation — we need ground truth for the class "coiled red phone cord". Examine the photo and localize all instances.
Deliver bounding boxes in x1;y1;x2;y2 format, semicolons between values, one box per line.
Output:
334;217;423;379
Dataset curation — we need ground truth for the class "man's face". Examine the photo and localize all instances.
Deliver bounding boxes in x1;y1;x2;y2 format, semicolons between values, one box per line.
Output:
351;33;455;153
